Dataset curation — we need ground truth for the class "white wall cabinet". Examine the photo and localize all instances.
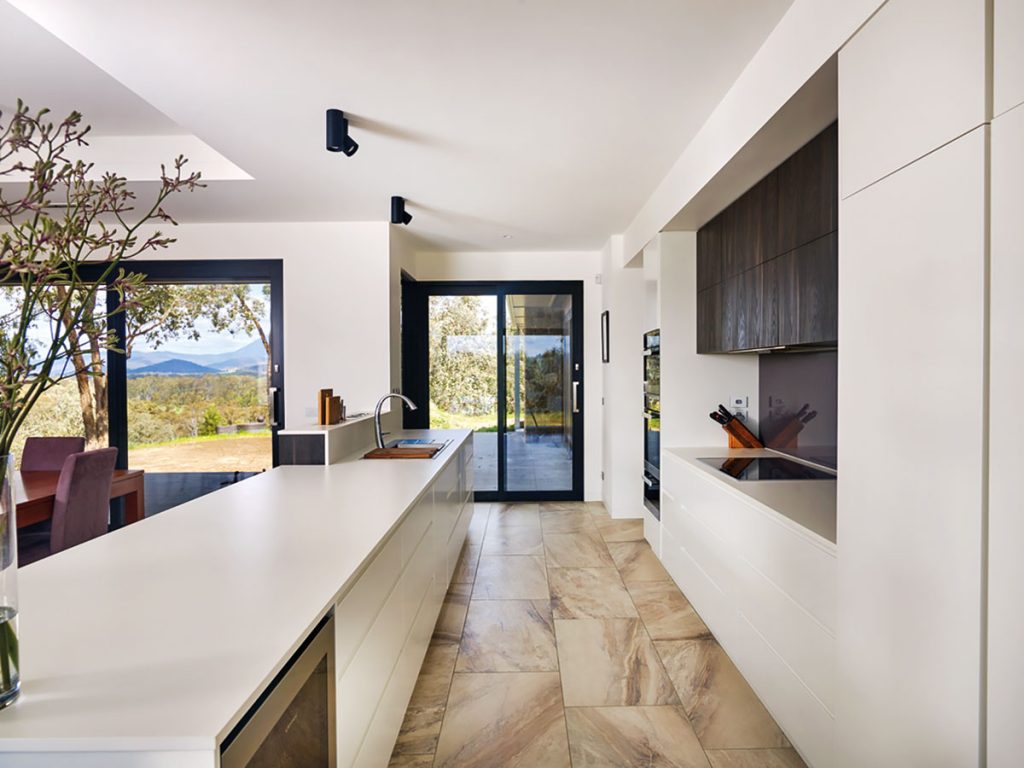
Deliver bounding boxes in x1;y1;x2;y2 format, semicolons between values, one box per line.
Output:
837;129;986;768
995;0;1024;116
988;102;1024;768
839;0;988;197
659;453;835;768
335;440;473;768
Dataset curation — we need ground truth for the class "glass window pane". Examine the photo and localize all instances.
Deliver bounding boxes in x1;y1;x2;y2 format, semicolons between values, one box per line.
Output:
504;294;573;492
428;295;498;492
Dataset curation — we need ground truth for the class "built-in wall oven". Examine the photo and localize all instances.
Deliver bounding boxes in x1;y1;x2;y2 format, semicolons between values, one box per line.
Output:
643;330;661;519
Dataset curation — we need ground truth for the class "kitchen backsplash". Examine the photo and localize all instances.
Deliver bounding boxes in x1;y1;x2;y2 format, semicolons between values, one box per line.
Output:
759;350;838;469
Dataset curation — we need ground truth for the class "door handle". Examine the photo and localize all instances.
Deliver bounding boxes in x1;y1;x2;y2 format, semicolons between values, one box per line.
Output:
269;387;280;427
572;381;580;414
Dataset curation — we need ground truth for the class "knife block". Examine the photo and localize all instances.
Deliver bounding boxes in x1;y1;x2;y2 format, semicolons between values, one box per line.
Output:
722;418;763;449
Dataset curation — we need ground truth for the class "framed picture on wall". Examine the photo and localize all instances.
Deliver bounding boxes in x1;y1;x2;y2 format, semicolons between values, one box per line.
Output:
601;310;610;363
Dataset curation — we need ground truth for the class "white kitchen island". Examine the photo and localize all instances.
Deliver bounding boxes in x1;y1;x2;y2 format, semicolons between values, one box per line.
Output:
0;429;473;768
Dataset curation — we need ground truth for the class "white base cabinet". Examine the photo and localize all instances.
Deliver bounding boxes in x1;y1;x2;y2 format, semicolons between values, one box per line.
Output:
659;452;836;768
336;440;474;768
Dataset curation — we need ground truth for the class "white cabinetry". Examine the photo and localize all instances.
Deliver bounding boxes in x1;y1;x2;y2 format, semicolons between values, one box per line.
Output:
839;0;988;196
988;102;1024;768
336;440;474;768
659;453;835;768
837;130;986;768
995;0;1024;115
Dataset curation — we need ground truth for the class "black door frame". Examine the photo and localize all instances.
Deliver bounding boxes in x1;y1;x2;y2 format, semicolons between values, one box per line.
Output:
96;259;285;472
402;279;584;502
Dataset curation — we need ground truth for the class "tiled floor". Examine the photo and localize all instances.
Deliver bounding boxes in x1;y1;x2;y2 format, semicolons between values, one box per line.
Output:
389;502;808;768
471;432;573;492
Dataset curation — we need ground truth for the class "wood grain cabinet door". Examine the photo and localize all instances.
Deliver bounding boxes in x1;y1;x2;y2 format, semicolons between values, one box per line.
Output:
778;232;838;347
697;216;722;291
777;123;839;255
696;284;723;353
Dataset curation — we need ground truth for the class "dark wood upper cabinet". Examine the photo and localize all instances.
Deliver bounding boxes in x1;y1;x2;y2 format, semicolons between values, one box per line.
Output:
777;232;838;347
696;217;722;291
696;284;723;354
695;121;837;353
777;123;838;256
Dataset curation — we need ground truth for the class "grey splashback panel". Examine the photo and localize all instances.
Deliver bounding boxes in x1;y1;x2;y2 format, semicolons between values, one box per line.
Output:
759;350;837;469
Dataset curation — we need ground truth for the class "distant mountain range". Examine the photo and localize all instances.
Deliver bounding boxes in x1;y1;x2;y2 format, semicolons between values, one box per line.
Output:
127;339;267;377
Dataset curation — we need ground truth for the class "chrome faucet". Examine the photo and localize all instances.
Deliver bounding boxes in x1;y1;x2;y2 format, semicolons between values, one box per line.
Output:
374;393;418;449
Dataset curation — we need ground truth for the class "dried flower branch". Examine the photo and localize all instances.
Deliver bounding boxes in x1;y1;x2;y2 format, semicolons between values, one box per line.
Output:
0;100;203;456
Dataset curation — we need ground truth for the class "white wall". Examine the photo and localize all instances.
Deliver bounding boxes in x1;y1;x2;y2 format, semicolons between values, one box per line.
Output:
411;249;604;501
137;221;393;428
600;236;644;518
988;100;1024;768
836;2;990;764
655;232;759;449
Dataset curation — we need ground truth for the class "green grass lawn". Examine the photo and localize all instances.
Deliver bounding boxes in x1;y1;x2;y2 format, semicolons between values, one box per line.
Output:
129;430;272;450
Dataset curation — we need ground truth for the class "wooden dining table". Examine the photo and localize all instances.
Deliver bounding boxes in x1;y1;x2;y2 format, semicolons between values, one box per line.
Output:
14;468;146;529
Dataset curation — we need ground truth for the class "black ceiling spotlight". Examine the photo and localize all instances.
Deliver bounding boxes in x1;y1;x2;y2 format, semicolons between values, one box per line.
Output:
391;196;412;225
326;109;359;156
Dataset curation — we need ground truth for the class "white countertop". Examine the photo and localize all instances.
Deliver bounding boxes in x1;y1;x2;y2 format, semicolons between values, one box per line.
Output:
0;429;470;755
664;447;837;546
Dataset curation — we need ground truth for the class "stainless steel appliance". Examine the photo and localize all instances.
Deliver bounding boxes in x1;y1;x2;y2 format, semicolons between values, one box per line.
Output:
643;330;661;519
221;613;336;767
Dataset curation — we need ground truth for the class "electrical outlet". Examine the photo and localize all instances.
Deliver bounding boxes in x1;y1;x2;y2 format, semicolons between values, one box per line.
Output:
730;395;749;409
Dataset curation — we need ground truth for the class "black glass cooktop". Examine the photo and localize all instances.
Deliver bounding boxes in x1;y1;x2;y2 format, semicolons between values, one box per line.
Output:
698;456;836;481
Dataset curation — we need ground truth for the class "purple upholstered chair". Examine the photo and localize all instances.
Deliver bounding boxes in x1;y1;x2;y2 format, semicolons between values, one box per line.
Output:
18;447;118;566
21;436;86;471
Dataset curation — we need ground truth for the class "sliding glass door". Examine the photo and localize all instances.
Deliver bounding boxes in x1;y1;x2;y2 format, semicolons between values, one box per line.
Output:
403;281;583;501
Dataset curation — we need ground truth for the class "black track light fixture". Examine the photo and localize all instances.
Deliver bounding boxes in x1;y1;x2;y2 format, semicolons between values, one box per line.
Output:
391;196;412;225
326;109;359;156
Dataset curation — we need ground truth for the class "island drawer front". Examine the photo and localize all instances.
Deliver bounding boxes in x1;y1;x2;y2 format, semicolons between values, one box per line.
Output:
334;531;403;675
402;518;437;631
354;578;440;768
667;457;836;631
401;493;434;568
446;499;474;583
336;576;406;768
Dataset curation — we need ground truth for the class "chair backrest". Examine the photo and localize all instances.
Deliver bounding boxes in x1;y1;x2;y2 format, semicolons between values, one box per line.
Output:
21;436;86;471
49;448;119;554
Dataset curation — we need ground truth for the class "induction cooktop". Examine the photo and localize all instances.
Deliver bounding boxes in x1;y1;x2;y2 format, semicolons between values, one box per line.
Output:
697;456;836;481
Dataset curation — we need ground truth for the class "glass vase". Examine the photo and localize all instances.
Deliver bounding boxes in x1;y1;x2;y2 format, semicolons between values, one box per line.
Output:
0;455;19;709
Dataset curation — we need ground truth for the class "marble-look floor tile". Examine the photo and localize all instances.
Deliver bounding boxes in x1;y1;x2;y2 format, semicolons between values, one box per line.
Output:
434;583;472;644
705;749;807;768
482;524;544;555
393;641;459;755
388;754;434;768
628;581;710;640
452;543;481;584
549;568;638;619
607;540;671;585
555;618;678;706
540;507;597;534
544;531;615;568
473;555;549;600
456;600;557;672
595;517;645;542
587;501;611;519
489;502;541;529
656;639;789;749
565;706;711;768
434;672;570;768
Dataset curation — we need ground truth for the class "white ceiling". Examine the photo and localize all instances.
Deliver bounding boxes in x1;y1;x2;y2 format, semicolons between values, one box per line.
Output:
5;0;794;251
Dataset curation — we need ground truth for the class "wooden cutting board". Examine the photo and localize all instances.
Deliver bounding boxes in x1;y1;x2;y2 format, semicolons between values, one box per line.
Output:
364;446;443;459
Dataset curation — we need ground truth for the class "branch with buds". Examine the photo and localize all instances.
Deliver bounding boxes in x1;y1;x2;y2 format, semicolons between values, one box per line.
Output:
0;100;203;457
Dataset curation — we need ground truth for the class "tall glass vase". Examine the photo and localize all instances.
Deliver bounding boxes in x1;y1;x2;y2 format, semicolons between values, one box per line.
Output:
0;455;19;709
